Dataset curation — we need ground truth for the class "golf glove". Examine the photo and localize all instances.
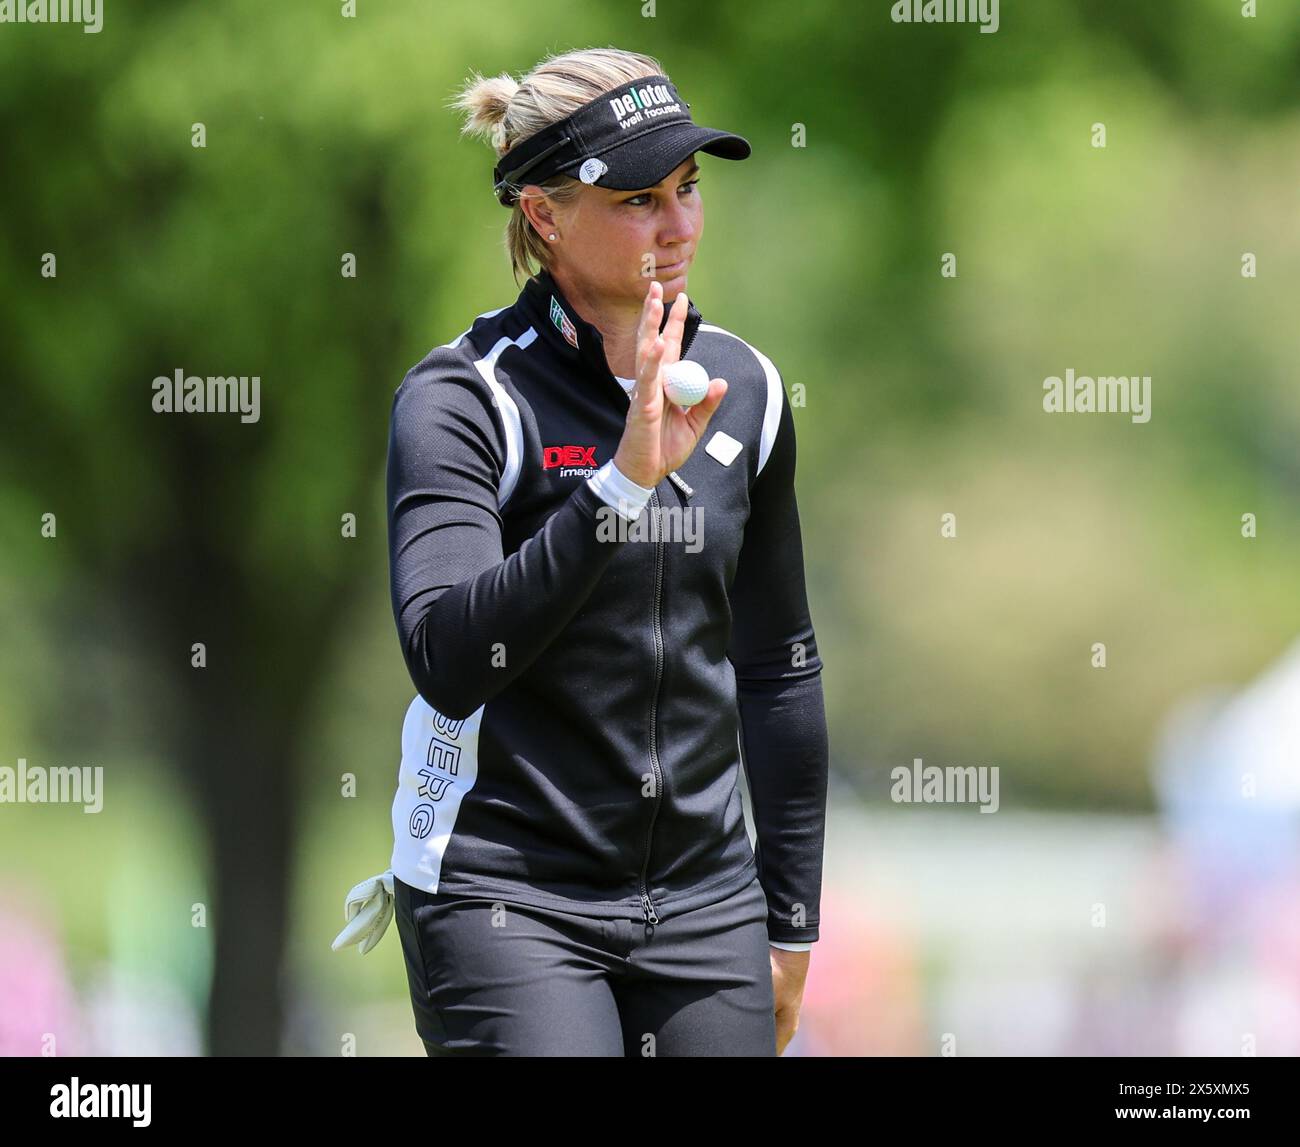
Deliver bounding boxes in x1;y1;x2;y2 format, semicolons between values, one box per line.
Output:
331;868;395;955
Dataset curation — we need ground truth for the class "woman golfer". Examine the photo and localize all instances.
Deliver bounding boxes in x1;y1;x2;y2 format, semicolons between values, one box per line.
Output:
333;46;829;1057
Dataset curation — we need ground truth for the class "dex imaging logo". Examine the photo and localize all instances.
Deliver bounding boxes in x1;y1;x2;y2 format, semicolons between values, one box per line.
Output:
543;444;599;478
892;0;1000;34
50;1078;151;1127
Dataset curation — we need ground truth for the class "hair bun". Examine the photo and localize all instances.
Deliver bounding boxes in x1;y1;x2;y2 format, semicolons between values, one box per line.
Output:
451;71;521;153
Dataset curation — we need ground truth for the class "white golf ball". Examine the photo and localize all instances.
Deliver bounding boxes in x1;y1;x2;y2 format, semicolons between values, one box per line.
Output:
663;359;710;407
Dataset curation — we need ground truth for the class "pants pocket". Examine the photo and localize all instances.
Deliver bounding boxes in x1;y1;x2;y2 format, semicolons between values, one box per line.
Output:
392;877;448;1044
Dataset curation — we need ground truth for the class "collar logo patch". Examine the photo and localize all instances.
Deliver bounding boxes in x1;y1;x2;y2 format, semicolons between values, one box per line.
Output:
549;295;579;349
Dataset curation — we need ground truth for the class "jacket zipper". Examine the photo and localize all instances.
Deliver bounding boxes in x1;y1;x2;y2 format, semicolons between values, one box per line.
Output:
538;279;702;928
626;311;697;928
662;318;700;504
638;485;666;927
680;317;698;359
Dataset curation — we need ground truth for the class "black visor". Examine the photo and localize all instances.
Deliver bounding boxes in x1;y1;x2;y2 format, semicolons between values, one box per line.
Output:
492;74;750;207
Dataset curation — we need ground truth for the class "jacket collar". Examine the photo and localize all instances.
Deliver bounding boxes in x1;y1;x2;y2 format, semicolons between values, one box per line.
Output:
520;266;703;394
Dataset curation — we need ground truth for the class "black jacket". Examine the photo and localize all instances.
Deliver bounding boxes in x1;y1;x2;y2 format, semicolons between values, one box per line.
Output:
386;266;829;945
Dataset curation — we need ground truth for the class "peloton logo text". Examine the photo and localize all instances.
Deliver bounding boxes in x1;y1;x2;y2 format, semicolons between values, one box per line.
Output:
609;82;683;127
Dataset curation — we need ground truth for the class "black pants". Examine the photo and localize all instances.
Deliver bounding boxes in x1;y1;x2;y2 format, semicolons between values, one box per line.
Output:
392;873;777;1056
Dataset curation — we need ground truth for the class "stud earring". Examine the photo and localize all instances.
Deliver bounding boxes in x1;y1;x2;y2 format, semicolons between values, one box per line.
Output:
548;233;557;241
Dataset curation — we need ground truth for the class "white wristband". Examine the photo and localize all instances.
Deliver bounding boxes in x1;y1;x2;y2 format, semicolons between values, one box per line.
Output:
586;458;654;522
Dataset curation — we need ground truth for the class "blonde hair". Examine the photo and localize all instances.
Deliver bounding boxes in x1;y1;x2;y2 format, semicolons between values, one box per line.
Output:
451;47;665;285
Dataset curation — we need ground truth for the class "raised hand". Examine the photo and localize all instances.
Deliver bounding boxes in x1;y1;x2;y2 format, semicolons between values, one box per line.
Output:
612;279;727;489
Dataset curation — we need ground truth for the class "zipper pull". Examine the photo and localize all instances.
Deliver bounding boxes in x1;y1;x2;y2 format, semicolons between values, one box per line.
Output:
641;892;660;926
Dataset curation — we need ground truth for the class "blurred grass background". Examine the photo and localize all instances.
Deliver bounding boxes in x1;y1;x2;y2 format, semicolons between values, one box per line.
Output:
2;0;1298;1054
